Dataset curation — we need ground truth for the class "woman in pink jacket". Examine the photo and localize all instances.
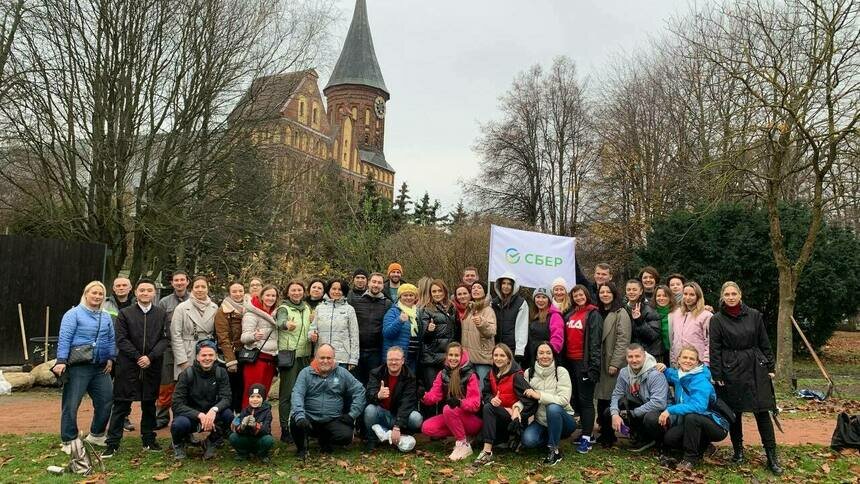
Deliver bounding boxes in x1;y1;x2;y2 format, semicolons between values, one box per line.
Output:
421;342;482;461
670;282;712;366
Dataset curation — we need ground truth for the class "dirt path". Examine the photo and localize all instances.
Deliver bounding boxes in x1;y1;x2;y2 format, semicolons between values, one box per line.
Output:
0;389;838;446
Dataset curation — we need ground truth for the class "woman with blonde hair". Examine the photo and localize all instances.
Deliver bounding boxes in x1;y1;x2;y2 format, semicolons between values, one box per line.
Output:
669;282;712;367
710;281;782;474
461;281;497;386
53;281;117;450
415;276;434;310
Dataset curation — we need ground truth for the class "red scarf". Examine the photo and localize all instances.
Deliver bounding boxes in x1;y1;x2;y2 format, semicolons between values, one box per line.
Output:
252;295;274;315
725;303;742;318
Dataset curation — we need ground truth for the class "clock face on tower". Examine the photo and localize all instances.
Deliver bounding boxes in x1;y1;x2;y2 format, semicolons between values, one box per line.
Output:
374;96;386;119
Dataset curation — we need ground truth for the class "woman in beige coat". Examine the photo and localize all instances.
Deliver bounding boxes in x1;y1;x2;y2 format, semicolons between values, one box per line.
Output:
461;281;497;387
240;285;279;408
171;276;218;379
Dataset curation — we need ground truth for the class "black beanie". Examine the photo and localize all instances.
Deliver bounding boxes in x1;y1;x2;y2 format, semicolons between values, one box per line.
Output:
248;383;267;399
352;268;369;279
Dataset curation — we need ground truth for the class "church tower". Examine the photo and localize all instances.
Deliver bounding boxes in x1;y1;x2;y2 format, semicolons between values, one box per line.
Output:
324;0;394;198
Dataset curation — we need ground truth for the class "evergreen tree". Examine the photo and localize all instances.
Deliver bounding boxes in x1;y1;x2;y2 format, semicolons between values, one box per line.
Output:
448;200;468;226
393;182;412;220
413;191;432;225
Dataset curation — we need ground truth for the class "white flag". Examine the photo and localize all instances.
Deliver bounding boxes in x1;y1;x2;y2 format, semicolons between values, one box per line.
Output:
488;225;576;289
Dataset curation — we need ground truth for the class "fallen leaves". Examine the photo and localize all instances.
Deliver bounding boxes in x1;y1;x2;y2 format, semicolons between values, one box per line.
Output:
821;463;830;474
152;472;171;481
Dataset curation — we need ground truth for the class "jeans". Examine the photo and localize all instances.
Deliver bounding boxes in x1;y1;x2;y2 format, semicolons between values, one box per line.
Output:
363;405;423;442
522;404;576;449
473;364;491;390
61;363;114;442
170;408;234;445
106;399;157;447
357;350;382;387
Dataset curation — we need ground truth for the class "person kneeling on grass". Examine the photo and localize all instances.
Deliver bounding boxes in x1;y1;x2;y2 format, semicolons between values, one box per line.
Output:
420;342;482;461
606;343;668;451
229;384;274;462
290;344;366;459
171;340;233;460
363;346;423;452
657;346;730;470
515;342;576;466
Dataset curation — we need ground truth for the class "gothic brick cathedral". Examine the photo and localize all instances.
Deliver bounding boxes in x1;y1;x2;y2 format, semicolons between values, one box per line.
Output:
232;0;394;200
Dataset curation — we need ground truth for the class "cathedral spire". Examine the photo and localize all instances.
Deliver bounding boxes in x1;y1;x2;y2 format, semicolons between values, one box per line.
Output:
325;0;389;98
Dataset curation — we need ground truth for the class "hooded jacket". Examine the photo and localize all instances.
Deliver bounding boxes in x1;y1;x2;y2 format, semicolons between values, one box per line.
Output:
172;360;232;420
366;364;419;429
664;364;728;430
525;303;565;369
275;299;313;358
515;361;575;426
291;361;366;422
491;274;529;357
232;401;273;436
309;296;360;366
482;361;529;409
461;297;497;365
609;352;669;417
351;290;392;352
421;349;480;414
670;308;712;366
241;304;279;357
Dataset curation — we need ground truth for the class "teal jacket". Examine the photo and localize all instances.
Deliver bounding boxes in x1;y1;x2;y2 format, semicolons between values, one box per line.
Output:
290;364;366;422
665;364;728;430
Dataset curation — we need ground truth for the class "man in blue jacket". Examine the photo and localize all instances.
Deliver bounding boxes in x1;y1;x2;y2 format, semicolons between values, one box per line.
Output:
608;344;668;451
290;344;366;459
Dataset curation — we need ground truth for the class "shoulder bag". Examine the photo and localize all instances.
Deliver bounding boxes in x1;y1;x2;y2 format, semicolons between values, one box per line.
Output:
68;312;102;365
237;322;274;364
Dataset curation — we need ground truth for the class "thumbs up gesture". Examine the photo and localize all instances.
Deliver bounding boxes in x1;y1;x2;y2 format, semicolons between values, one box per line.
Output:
399;311;409;322
491;391;502;407
427;318;436;332
378;380;390;400
286;318;297;331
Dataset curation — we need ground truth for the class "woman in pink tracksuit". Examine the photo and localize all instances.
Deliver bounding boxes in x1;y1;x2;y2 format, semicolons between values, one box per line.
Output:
421;342;482;461
670;282;713;366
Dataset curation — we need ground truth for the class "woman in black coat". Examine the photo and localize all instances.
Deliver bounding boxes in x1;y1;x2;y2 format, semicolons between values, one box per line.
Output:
418;280;457;393
104;279;171;454
710;281;782;475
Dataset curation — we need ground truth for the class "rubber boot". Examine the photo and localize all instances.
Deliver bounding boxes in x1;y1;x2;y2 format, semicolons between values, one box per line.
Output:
731;442;744;464
764;447;783;475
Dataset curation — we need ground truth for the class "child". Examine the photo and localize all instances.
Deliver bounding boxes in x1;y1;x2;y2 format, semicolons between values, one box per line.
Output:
229;384;274;462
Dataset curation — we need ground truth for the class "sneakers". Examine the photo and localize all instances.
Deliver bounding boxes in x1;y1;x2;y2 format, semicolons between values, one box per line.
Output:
544;447;562;466
173;444;187;460
143;441;162;452
630;440;656;453
101;446;118;458
371;424;389;443
676;460;695;471
84;433;107;447
472;450;494;466
576;436;592;454
61;441;72;455
449;441;473;461
123;418;135;432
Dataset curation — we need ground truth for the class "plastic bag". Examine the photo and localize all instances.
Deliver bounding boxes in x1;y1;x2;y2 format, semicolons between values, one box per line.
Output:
0;371;12;395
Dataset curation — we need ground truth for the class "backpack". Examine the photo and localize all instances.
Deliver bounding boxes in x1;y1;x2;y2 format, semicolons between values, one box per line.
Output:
48;438;103;476
831;413;860;450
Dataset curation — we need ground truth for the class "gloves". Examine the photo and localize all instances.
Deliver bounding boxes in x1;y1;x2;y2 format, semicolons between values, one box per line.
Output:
295;418;312;432
446;396;461;409
338;414;354;427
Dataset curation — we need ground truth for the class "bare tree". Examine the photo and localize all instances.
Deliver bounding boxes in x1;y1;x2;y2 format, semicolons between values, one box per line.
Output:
677;0;860;382
0;0;336;280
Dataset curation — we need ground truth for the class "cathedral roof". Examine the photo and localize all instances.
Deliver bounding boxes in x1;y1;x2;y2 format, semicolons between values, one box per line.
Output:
360;149;393;172
230;70;314;122
325;0;388;97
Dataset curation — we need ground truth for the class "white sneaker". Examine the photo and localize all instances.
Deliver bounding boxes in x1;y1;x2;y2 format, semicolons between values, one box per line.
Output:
397;435;416;452
449;441;473;461
84;433;107;447
61;441;72;455
371;424;390;443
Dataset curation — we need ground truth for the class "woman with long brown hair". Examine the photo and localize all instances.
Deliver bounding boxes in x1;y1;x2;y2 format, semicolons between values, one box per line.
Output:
240;284;279;408
418;279;457;391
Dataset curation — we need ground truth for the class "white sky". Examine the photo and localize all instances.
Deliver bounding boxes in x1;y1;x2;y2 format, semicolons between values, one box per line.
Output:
324;0;690;212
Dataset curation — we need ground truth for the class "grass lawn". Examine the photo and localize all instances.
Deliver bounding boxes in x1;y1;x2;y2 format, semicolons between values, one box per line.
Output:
0;434;858;483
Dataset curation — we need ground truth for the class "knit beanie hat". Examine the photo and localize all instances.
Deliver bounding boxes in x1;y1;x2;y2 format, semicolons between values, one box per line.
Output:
352;268;369;279
387;263;403;275
397;283;419;297
248;383;267;399
551;277;568;292
533;287;552;300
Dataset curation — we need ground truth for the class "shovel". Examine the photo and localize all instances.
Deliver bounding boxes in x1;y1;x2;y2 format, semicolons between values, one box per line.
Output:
769;378;784;433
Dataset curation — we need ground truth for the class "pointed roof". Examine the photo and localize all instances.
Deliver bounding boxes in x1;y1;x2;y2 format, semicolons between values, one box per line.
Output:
325;0;389;98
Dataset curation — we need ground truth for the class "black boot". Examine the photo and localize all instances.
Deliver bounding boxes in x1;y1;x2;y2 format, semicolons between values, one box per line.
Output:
764;447;783;475
731;443;744;464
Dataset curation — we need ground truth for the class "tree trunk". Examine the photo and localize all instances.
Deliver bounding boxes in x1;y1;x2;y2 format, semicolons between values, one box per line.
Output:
774;266;797;386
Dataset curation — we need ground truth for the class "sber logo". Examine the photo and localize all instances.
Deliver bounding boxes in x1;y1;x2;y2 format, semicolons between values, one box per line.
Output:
505;247;563;267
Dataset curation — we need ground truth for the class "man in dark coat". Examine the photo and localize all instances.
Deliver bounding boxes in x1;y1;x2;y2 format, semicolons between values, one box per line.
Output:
363;347;422;452
170;340;233;460
351;272;392;386
103;279;170;457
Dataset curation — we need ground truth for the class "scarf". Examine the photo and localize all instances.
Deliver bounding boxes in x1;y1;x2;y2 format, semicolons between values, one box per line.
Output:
453;299;468;322
191;296;212;317
398;302;419;336
724;303;742;318
656;305;671;349
673;292;683;304
223;297;246;315
629;352;657;395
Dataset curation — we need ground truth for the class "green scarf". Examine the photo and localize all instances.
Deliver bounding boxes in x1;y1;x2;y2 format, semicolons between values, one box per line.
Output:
398;302;419;336
656;305;671;350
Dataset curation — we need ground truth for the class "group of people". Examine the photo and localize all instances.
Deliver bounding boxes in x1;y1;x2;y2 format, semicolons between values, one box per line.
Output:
52;261;783;474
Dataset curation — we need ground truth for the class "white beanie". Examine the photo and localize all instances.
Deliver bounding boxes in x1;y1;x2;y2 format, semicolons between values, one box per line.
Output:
551;277;568;292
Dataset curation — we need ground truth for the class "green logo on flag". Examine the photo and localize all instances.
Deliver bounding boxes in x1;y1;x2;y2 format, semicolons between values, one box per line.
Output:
505;248;521;264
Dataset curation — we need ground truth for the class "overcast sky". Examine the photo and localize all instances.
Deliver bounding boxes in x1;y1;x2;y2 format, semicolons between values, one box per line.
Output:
324;0;689;212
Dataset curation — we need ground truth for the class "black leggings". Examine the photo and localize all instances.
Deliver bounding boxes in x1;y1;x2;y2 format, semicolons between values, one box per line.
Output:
481;404;512;445
730;411;776;449
561;359;596;436
664;414;728;462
